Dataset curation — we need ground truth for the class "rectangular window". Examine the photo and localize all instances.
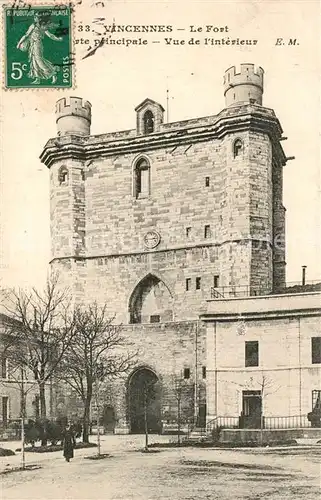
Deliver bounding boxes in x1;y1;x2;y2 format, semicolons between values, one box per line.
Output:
205;176;210;187
204;225;211;239
213;275;220;288
186;278;191;291
245;341;259;367
184;368;190;379
196;277;201;290
150;315;160;323
1;356;7;379
312;337;321;364
202;366;206;379
312;390;321;411
186;227;191;238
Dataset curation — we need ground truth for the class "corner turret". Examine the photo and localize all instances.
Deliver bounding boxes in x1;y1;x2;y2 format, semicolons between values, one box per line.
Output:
224;64;264;107
56;96;92;136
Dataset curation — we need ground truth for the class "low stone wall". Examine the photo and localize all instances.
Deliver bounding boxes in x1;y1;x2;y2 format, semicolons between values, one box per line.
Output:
220;428;321;444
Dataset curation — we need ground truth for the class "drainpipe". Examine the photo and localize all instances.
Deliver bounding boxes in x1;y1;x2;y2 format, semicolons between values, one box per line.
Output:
298;317;302;415
194;321;198;426
214;322;217;416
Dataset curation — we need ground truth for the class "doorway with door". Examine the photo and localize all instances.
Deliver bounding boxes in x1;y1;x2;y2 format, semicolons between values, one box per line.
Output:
240;390;262;428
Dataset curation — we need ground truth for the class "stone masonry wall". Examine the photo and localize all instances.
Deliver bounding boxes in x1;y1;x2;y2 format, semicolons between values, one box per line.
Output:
104;320;206;432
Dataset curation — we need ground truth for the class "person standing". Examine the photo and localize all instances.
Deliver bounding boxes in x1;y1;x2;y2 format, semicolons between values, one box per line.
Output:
63;424;76;462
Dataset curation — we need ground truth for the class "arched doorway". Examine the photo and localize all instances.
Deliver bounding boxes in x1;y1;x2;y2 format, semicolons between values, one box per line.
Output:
128;368;161;434
102;405;116;434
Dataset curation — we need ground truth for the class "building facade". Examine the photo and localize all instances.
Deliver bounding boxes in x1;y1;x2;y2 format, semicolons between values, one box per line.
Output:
40;63;320;433
0;313;51;437
202;292;321;430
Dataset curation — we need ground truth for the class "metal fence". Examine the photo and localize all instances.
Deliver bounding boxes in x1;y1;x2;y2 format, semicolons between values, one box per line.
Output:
206;414;317;433
210;280;321;299
263;415;312;429
207;416;239;433
210;285;269;299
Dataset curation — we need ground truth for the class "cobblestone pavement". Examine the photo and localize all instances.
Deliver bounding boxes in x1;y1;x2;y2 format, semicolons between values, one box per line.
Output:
1;436;320;500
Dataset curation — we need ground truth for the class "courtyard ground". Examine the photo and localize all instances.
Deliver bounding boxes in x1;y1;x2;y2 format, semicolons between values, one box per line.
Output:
1;435;320;500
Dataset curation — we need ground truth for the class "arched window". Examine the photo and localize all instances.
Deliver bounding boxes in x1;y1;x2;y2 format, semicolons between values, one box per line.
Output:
233;139;243;158
129;274;173;324
134;158;150;198
58;166;68;185
143;110;154;134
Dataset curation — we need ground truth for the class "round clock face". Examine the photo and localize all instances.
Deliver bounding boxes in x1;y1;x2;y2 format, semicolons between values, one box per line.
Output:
144;230;161;249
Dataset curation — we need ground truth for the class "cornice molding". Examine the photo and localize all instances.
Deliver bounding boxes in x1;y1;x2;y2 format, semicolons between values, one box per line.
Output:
40;109;287;168
201;308;321;322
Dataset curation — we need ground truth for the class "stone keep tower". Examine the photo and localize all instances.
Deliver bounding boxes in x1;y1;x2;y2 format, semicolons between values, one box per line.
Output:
40;64;288;433
41;64;287;312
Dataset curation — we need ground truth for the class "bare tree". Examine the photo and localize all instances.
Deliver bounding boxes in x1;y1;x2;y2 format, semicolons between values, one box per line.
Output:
141;378;160;451
59;303;136;443
172;374;190;445
257;374;280;444
3;274;75;444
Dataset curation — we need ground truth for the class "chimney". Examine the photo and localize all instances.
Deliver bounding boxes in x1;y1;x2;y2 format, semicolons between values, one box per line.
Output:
302;266;307;286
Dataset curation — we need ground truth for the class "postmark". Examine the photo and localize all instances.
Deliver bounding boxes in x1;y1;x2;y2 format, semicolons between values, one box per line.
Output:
4;3;73;89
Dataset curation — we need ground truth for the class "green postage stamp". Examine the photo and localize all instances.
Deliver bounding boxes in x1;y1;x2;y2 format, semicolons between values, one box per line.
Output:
4;4;73;89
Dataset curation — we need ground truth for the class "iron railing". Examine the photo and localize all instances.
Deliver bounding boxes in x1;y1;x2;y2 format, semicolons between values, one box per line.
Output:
206;416;239;433
210;280;321;299
263;415;311;429
210;285;269;299
206;414;315;432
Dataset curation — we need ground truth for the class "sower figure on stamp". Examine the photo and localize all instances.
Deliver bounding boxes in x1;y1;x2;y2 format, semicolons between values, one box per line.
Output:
62;423;76;463
16;12;62;84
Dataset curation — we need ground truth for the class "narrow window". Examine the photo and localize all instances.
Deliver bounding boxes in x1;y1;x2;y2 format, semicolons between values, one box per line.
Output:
245;341;259;367
2;396;8;428
186;227;191;238
143;110;154;134
135;158;150;198
205;176;210;187
213;275;220;288
204;225;211;239
1;356;7;379
202;366;206;379
233;139;243;158
150;314;160;323
81;169;85;181
186;278;191;291
312;390;321;414
196;277;201;290
58;167;68;186
312;337;321;364
184;368;190;379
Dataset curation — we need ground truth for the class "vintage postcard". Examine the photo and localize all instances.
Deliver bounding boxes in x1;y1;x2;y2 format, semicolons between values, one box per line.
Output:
0;0;320;499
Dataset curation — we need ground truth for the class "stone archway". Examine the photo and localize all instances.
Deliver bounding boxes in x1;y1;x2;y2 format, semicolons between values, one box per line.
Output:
128;274;173;324
128;368;161;434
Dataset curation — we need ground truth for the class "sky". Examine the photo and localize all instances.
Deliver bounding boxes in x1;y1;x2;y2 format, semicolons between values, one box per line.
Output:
1;0;320;290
